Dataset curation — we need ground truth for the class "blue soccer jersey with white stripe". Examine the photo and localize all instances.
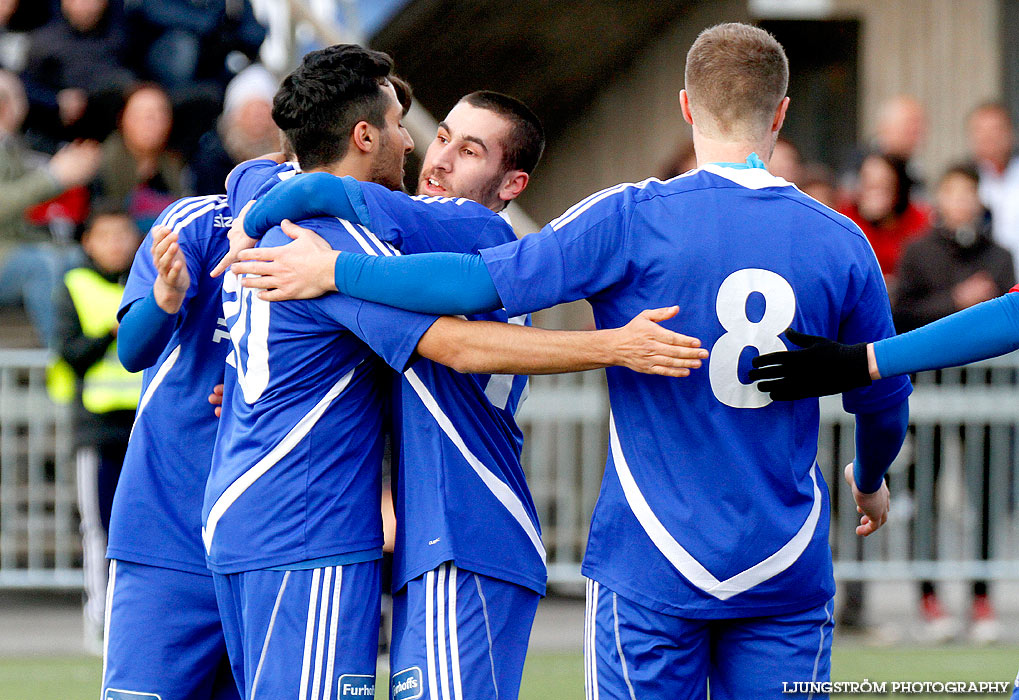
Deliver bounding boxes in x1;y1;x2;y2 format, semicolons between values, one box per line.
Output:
356;182;545;595
109;195;233;574
202;218;438;574
225;158;299;214
480;165;912;617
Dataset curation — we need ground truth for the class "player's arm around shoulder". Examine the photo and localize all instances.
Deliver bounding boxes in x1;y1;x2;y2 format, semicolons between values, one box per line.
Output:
415;305;708;377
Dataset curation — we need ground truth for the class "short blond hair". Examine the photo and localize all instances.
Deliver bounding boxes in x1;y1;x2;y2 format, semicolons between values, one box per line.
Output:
685;23;788;141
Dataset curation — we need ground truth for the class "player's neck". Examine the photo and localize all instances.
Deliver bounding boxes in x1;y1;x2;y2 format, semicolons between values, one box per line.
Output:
693;135;773;169
308;155;370;181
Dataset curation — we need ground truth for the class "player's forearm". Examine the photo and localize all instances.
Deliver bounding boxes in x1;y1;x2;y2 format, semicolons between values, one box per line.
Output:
853;399;909;493
245;172;370;239
335;251;503;315
872;292;1019;379
417;317;618;375
117;290;177;372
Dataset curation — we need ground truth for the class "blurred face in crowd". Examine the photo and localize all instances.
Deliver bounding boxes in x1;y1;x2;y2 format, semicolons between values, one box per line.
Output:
83;213;140;276
968;106;1014;170
121;87;172;157
366;82;413;192
857;154;898;224
0;70;27;134
0;0;18;26
937;172;982;231
62;0;106;32
233;98;275;146
418;101;517;211
876;96;926;159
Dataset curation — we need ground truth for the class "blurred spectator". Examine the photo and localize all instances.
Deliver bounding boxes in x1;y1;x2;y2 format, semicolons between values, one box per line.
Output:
841;95;928;200
93;83;185;231
0;0;50;73
22;0;135;148
895;165;1013;330
967;102;1019;281
660;139;697;179
48;207;141;652
892;165;1012;645
799;162;837;208
188;63;277;195
769;136;802;184
125;0;265;94
0;69;100;345
840;152;930;297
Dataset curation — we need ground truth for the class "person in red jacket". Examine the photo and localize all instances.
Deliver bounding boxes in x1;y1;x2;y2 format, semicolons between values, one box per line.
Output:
840;152;930;300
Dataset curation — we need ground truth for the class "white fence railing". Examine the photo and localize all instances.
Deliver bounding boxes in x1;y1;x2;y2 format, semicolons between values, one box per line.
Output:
4;351;1019;589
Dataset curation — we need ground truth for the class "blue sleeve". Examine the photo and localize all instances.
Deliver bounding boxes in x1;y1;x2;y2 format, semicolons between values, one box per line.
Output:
479;189;633;316
874;293;1019;377
244;174;371;239
853;398;910;493
332;250;502;315
226;159;288;214
836;238;913;415
117;290;177;372
263;222;440;371
358;181;514;253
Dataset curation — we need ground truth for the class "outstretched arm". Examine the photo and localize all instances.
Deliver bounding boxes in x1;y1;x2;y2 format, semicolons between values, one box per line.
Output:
750;292;1019;399
234;220;500;313
416;306;708;377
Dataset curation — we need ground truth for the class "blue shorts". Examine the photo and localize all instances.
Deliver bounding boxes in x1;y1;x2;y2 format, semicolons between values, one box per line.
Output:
102;559;238;700
585;579;834;700
390;562;539;700
213;560;380;700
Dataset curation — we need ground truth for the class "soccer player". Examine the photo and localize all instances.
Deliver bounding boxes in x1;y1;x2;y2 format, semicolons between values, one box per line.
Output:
102;193;239;700
228;89;569;700
234;24;913;698
205;45;707;700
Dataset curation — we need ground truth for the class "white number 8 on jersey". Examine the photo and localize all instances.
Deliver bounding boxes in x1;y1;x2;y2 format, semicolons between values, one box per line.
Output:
709;268;796;409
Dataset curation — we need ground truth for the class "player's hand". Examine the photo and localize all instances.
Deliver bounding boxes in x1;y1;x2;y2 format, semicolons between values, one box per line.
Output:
952;271;997;310
151;225;189;314
210;200;256;278
748;328;871;400
208;383;224;418
845;462;889;536
48;139;101;188
609;306;708;377
233;220;339;301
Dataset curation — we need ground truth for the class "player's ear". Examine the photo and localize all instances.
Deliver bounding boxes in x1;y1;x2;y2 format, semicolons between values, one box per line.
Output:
772;96;790;134
499;170;528;203
680;89;694;126
352;121;376;155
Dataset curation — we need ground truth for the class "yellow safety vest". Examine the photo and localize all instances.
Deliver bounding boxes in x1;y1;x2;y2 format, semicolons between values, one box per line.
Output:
47;267;141;413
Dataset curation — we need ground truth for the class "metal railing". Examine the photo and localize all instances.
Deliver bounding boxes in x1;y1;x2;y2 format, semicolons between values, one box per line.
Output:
5;350;1019;589
0;350;77;589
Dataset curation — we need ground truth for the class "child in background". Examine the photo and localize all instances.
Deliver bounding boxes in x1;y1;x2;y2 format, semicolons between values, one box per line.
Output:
49;208;142;652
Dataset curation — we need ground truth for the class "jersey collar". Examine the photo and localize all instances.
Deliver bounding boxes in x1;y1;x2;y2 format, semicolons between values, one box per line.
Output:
708;152;767;170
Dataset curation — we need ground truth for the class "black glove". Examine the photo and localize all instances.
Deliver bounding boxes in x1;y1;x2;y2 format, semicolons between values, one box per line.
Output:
748;328;871;400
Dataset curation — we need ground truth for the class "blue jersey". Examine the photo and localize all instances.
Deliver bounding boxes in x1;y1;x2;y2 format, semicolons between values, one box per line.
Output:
358;183;545;595
110;195;233;574
202;218;438;574
480;165;913;617
225;158;299;214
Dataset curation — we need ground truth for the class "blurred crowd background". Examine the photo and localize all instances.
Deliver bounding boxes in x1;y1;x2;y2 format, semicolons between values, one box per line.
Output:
0;0;272;348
